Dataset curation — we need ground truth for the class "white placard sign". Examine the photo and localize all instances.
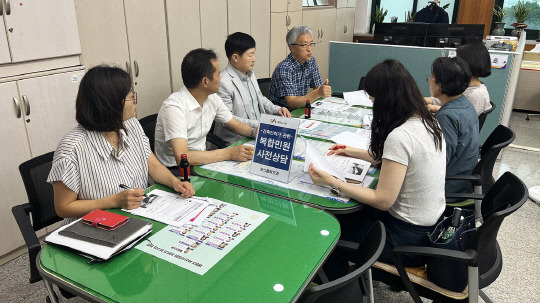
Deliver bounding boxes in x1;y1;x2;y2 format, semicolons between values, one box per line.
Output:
250;114;300;183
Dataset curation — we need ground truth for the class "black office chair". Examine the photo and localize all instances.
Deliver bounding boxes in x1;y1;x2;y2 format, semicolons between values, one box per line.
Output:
139;113;158;153
478;102;496;132
445;125;515;220
331;76;366;99
257;77;271;98
207;121;227;150
11;151;62;301
298;221;386;303
371;172;528;303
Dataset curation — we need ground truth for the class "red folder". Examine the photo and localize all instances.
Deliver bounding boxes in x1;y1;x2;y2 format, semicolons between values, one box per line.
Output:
81;209;129;231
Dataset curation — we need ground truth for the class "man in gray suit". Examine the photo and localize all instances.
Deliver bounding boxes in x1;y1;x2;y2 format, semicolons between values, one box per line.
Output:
216;32;291;145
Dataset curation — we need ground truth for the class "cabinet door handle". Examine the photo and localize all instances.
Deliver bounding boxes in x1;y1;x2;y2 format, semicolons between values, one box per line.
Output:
13;97;21;118
22;95;30;116
134;60;139;77
344;25;347;33
286;15;290;27
321;29;324;38
5;0;10;15
126;61;132;79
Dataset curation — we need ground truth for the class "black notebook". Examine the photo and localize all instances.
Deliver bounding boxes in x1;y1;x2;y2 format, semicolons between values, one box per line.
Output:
59;217;152;247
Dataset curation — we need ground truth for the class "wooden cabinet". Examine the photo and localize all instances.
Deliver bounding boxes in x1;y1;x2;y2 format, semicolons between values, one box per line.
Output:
74;0;171;118
303;8;336;80
0;0;81;63
200;0;229;71
335;7;355;42
0;68;82;257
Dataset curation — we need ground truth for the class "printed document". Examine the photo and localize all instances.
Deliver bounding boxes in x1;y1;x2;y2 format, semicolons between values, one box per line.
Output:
124;190;209;228
343;90;373;107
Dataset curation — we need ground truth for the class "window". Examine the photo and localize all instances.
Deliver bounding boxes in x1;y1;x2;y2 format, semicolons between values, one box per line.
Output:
371;0;459;25
494;0;540;39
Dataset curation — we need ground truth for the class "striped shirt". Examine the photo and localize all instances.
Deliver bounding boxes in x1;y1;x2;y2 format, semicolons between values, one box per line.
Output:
268;53;323;108
47;117;151;224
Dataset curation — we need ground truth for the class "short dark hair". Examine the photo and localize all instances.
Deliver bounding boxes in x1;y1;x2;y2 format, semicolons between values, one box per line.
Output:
363;59;443;161
225;32;256;59
456;43;492;78
432;57;472;97
76;65;131;132
181;48;218;89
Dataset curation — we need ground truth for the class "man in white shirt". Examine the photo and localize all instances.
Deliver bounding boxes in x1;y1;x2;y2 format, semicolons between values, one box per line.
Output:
216;32;291;145
155;48;255;167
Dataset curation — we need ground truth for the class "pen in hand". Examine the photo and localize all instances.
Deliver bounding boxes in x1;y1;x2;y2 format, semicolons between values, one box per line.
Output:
119;184;148;198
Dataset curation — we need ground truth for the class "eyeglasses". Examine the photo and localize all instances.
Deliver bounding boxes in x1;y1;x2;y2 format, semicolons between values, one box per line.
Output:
125;91;138;104
291;43;316;49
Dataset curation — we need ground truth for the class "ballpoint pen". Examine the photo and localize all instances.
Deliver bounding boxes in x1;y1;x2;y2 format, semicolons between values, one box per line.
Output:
119;184;148;198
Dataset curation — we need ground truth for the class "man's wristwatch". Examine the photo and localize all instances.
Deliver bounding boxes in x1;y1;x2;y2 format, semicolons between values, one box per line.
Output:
330;179;342;196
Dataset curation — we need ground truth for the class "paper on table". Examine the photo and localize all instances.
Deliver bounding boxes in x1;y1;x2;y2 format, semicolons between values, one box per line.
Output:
343;90;373;107
311;100;351;111
124;190;209;228
299;119;323;130
331;131;370;150
304;141;346;181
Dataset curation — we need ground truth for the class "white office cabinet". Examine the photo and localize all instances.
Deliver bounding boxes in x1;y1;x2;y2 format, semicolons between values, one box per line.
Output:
288;0;303;11
337;0;356;8
335;8;355;42
270;11;302;76
0;23;10;64
74;0;171;118
200;0;229;70
228;0;251;35
0;81;33;257
1;0;81;63
251;0;271;78
74;0;130;68
17;70;81;156
0;69;82;257
166;0;202;92
303;9;335;80
271;0;288;12
124;0;171;118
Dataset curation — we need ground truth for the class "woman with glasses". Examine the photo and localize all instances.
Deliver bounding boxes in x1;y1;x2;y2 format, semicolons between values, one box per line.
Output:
308;59;446;279
48;65;194;224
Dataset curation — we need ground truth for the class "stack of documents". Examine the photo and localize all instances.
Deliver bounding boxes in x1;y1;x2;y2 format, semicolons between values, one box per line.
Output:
45;216;152;261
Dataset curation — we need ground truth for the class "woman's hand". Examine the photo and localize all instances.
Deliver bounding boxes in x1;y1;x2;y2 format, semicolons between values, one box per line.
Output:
308;163;337;187
117;188;145;209
327;144;362;157
173;179;195;198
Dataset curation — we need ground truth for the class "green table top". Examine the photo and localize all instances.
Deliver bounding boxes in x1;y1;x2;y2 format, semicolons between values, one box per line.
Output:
38;177;340;303
194;138;379;214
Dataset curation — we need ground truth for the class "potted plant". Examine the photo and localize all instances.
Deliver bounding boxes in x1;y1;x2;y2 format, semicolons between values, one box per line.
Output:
511;1;530;36
405;10;417;22
372;5;388;33
390;16;398;23
492;6;508;35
